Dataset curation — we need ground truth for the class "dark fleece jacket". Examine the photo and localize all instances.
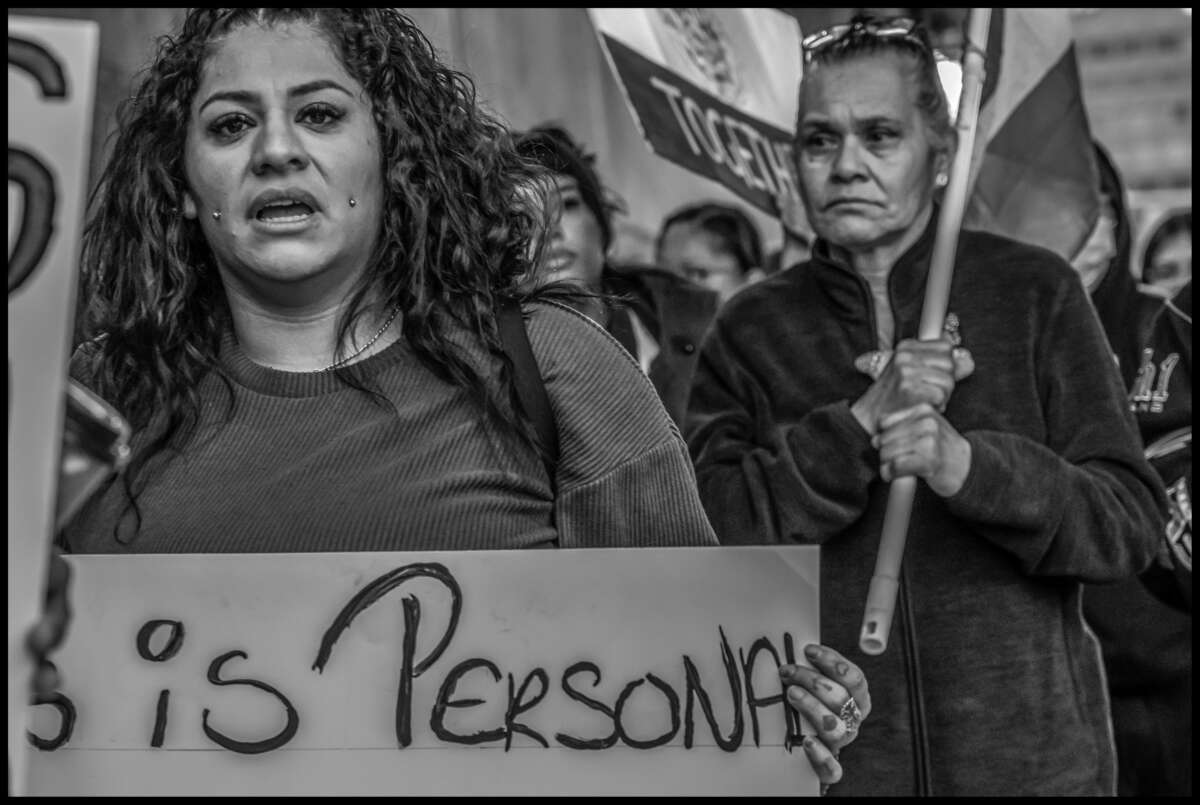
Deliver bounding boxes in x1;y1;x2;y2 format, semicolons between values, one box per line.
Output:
685;213;1165;796
1082;143;1189;709
1085;280;1192;684
604;263;719;427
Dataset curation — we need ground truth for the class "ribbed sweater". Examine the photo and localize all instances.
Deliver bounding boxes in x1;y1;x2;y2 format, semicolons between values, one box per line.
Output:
62;300;718;553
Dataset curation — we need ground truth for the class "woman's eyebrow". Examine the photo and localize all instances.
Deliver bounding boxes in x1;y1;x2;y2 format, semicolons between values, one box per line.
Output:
198;80;354;114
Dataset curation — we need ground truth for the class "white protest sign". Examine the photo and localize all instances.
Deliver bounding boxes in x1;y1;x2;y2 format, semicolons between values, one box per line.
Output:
587;8;803;218
28;547;820;796
8;16;99;795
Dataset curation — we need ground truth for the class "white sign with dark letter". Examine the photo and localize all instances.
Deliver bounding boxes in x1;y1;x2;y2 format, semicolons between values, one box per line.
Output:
28;548;820;796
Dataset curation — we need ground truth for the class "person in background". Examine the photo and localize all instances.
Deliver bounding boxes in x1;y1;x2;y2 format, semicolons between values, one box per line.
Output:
1071;142;1161;387
1133;279;1192;610
1073;146;1191;797
1084;277;1191;795
53;8;864;790
655;201;766;304
685;16;1165;796
1140;208;1191;301
515;125;718;427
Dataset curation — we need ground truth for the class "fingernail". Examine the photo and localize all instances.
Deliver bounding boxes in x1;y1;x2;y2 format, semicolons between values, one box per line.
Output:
779;664;797;676
804;644;822;659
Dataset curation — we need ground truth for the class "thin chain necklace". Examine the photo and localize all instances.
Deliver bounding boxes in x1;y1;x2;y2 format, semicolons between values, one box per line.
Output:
308;305;401;373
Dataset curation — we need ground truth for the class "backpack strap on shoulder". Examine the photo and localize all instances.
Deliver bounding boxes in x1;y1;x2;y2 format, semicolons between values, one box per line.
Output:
496;297;559;484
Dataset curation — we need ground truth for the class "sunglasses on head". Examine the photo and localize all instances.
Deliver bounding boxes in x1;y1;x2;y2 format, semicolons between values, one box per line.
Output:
801;17;926;63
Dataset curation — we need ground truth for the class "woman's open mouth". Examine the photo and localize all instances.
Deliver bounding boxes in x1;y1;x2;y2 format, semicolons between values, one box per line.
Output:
256;201;315;224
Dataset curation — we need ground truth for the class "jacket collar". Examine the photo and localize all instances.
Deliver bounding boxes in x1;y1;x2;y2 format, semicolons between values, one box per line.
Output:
808;207;939;325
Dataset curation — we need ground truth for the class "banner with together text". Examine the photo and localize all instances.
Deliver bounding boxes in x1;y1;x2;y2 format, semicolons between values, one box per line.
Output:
587;8;803;218
27;547;821;796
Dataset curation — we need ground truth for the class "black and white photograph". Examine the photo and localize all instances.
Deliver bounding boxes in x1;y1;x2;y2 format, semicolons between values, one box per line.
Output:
8;6;1190;797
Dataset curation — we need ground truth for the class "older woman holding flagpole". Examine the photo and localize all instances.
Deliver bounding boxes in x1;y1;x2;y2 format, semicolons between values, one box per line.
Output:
685;12;1165;796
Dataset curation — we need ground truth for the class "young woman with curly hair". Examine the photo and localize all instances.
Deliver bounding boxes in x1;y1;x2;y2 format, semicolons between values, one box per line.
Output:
62;7;716;552
53;10;872;789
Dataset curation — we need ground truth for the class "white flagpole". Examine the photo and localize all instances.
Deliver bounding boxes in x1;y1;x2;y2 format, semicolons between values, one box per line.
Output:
859;8;994;655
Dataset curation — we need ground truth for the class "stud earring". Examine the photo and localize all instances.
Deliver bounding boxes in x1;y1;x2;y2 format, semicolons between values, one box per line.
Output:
935;173;949;188
348;198;357;207
211;210;222;221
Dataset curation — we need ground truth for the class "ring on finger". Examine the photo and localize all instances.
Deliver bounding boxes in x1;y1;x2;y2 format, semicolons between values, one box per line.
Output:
839;698;863;735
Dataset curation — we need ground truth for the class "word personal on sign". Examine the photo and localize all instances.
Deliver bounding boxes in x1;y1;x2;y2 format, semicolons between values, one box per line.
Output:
27;547;821;796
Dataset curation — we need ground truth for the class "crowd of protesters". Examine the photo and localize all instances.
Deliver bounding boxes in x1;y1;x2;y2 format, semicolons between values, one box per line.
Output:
23;8;1190;798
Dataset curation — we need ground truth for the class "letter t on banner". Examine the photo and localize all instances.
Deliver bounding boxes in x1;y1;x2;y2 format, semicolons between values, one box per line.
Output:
8;16;99;795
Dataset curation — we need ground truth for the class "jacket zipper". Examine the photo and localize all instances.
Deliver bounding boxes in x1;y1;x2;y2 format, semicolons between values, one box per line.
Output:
850;262;934;795
885;272;932;797
900;566;932;795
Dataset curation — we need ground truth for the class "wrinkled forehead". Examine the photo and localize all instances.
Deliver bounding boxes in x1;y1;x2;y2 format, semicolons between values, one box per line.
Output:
799;52;920;123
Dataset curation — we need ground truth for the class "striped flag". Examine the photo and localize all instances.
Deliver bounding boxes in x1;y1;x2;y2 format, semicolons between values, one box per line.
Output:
963;8;1101;261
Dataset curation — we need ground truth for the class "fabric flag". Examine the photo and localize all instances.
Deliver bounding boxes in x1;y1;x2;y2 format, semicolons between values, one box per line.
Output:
586;8;803;218
963;8;1101;261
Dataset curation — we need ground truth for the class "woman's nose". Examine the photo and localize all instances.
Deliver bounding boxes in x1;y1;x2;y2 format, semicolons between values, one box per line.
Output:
252;113;309;175
831;138;868;182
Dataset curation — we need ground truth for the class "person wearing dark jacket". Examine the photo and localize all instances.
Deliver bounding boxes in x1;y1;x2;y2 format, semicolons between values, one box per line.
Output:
1084;275;1192;796
1076;144;1191;797
514;124;718;427
685;17;1166;796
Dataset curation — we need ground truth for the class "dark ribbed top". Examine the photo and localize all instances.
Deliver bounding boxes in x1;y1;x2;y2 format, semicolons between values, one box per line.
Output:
62;300;718;553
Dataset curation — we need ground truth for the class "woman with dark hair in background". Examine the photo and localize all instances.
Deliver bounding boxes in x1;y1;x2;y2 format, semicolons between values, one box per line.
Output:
655;201;766;304
515;124;719;428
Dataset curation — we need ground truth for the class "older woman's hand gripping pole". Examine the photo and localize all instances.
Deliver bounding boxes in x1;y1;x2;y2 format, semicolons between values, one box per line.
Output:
859;8;994;655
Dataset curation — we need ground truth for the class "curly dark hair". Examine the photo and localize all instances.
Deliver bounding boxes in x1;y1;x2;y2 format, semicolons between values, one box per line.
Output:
76;8;552;538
